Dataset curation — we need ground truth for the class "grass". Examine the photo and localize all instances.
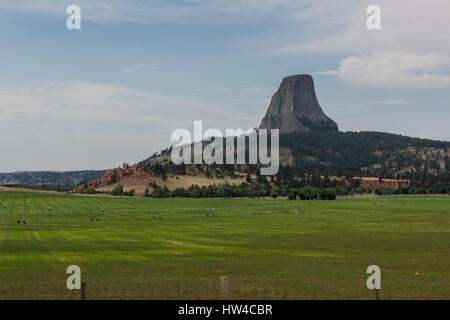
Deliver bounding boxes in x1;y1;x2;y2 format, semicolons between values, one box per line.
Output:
0;190;448;300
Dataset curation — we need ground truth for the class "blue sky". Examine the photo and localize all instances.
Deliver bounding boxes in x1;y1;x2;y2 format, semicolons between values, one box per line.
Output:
0;0;449;171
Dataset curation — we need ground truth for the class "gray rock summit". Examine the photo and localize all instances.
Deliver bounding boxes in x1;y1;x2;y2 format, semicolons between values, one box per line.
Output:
259;74;338;133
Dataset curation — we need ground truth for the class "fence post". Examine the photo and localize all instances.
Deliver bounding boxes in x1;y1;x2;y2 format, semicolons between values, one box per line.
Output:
81;282;86;300
220;276;229;300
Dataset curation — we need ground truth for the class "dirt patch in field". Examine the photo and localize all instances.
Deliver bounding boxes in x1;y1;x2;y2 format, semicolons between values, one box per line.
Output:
95;174;246;196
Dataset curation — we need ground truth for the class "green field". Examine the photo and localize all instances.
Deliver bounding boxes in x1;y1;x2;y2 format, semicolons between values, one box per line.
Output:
0;190;448;300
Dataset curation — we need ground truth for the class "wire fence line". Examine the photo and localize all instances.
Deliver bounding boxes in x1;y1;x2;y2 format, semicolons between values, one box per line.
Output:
0;280;375;300
1;273;446;300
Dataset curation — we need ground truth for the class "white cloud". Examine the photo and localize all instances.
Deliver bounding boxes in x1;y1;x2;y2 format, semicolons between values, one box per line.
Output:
276;0;450;55
1;0;305;24
6;1;450;59
0;81;218;127
216;87;232;93
5;0;450;55
0;80;267;171
366;99;411;105
243;87;274;96
319;51;450;88
0;81;222;171
122;64;145;73
315;70;339;75
271;1;450;88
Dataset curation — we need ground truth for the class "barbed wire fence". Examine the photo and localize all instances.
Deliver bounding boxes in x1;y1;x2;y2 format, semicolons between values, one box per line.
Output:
0;275;399;300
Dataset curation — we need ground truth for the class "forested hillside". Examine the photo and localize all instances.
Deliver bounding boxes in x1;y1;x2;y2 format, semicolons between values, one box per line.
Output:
278;131;449;183
78;131;449;197
0;170;107;186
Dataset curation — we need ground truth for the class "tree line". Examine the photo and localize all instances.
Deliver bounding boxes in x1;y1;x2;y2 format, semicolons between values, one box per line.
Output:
142;182;449;199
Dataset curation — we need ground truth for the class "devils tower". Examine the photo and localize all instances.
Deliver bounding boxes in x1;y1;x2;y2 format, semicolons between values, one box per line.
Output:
259;74;338;133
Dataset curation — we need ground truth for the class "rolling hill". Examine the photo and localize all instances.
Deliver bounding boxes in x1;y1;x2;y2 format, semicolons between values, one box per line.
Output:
80;75;449;196
0;170;107;187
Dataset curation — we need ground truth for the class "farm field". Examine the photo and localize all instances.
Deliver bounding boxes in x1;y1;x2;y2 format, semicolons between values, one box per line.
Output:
0;190;448;300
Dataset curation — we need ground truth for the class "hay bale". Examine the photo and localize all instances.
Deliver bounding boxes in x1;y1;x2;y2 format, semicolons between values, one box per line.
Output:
48;207;53;211
101;209;105;212
3;205;7;209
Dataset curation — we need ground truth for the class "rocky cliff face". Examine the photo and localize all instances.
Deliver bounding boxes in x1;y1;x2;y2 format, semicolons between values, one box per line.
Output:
259;74;338;133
